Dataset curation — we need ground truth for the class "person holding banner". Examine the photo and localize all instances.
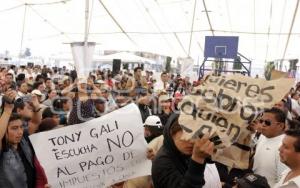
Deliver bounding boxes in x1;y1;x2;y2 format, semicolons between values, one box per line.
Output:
152;114;221;188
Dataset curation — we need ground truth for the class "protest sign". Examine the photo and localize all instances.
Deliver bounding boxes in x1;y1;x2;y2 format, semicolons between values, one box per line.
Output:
270;70;288;80
30;104;151;188
179;74;294;168
179;58;194;78
71;42;95;80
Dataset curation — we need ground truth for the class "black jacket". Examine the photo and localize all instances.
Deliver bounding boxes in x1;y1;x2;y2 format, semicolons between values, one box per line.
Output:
152;114;206;188
138;103;152;122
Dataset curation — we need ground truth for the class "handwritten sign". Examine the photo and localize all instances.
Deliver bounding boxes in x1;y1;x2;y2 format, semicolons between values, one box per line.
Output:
270;69;288;80
179;74;294;168
30;104;151;188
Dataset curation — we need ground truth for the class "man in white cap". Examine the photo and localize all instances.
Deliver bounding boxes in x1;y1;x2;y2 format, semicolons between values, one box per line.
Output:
144;115;163;143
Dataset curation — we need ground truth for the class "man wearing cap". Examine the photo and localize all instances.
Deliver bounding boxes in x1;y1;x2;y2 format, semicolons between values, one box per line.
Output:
31;89;44;102
62;76;71;88
144;115;163;143
158;95;173;127
274;129;300;188
94;79;105;89
32;81;46;102
93;97;106;117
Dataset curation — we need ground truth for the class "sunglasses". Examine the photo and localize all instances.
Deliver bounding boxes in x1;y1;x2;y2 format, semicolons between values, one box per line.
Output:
259;119;272;126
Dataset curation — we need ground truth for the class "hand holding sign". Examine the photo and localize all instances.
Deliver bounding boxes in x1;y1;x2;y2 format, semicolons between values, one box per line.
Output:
191;134;214;164
146;148;155;161
179;74;294;168
30;104;151;188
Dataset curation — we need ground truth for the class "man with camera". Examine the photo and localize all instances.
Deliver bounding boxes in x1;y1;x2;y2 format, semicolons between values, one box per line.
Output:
0;89;42;188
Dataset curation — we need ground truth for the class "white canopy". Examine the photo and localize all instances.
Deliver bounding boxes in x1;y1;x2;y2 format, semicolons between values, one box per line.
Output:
96;52;156;64
1;0;300;69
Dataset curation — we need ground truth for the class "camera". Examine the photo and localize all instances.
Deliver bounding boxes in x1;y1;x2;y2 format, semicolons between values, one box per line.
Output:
2;95;14;104
22;95;32;103
14;95;32;104
135;87;147;96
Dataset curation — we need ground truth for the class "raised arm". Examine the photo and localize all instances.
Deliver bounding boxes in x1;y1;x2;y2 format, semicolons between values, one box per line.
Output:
0;90;16;149
152;135;214;188
61;82;76;96
88;78;101;97
28;95;42;134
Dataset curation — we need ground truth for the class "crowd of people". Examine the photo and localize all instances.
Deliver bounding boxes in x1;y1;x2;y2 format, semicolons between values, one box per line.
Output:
0;64;300;188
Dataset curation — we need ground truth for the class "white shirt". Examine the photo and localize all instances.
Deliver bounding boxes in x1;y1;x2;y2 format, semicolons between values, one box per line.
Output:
291;99;300;117
154;80;169;93
253;134;288;187
17;69;29;78
17;91;27;98
105;96;117;113
8;69;16;81
203;164;222;188
274;169;300;188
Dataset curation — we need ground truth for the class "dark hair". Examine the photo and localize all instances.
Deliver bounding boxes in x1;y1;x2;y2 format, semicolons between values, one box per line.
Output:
35;74;44;82
16;73;25;82
264;107;286;123
170;119;183;136
17;81;27;88
134;67;142;73
70;70;77;82
47;89;56;94
8;114;22;123
287;119;300;130
5;73;13;77
90;75;96;81
13;98;26;112
38;118;58;133
45;78;51;82
52;98;69;111
291;92;299;98
285;129;300;152
161;72;168;77
1;114;22;151
33;81;43;90
42;107;57;119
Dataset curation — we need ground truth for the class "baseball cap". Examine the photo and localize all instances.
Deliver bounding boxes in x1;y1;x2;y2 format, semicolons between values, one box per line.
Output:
31;89;46;101
93;97;106;104
95;79;105;84
62;76;70;83
159;95;172;103
144;115;162;128
236;174;270;188
100;84;110;92
77;77;87;84
31;89;43;96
